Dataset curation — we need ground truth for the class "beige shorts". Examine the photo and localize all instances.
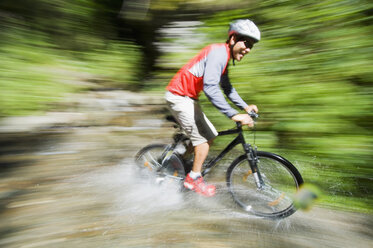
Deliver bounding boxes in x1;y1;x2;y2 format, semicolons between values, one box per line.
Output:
165;91;218;146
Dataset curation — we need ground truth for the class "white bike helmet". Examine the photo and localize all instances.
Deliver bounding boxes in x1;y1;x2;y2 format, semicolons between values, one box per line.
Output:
228;19;260;42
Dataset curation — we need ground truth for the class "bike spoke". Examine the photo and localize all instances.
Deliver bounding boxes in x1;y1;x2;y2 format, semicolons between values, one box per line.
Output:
143;152;162;170
268;192;285;207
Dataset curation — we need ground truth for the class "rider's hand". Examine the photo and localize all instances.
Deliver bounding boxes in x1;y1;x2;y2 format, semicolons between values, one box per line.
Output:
231;114;254;127
244;104;259;114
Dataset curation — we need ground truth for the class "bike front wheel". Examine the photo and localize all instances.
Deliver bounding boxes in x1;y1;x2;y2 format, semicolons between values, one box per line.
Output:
226;151;304;218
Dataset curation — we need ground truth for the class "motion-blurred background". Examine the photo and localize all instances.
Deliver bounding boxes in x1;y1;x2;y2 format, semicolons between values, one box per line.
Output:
0;0;372;213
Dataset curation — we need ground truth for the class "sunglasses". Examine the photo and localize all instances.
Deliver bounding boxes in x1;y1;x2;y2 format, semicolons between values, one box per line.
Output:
237;36;255;49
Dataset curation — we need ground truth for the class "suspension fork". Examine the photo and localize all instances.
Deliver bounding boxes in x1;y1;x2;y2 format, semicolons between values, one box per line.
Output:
243;143;264;189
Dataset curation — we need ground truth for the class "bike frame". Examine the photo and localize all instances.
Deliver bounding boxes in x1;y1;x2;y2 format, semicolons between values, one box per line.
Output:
201;123;264;188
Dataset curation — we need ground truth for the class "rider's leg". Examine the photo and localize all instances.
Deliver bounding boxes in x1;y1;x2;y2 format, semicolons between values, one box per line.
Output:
191;139;214;174
166;92;217;196
185;139;216;196
192;142;209;174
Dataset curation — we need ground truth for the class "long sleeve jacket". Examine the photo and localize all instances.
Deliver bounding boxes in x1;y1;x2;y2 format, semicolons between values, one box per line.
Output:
166;43;248;118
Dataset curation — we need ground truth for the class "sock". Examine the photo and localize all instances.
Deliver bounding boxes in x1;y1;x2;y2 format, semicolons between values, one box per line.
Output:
189;170;201;179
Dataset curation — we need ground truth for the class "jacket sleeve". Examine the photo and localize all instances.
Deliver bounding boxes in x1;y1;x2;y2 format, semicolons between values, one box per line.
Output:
203;46;239;118
220;71;248;111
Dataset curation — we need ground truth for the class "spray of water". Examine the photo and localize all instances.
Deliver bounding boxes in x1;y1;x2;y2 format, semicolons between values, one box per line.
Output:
62;158;300;232
65;159;185;220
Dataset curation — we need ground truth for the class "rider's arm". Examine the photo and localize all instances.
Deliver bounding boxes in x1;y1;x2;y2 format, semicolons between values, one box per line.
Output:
221;74;258;114
220;72;249;110
203;46;239;118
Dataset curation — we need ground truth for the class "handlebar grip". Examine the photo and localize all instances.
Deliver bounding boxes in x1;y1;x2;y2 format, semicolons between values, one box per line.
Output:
248;111;259;119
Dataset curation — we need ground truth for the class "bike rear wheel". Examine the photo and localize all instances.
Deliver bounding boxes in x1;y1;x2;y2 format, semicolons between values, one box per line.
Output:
135;144;186;182
226;151;303;218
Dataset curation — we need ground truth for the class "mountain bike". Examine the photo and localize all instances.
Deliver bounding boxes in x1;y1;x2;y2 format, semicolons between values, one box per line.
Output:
135;112;304;218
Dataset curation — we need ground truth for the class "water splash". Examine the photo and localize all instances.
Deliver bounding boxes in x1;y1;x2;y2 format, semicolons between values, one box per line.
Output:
66;159;185;218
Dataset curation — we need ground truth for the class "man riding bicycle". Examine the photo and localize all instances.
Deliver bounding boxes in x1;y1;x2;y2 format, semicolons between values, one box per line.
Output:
165;19;260;197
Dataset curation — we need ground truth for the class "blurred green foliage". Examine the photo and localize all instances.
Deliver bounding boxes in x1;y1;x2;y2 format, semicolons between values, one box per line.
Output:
0;0;372;213
0;0;141;116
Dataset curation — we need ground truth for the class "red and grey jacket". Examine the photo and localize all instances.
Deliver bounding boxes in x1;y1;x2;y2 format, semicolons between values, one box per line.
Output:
167;43;248;118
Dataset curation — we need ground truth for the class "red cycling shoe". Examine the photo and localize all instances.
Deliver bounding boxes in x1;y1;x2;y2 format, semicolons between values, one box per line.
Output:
183;174;216;197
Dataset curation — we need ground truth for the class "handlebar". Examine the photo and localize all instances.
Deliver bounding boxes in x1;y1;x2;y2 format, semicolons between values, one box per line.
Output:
235;111;259;129
248;111;259;119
